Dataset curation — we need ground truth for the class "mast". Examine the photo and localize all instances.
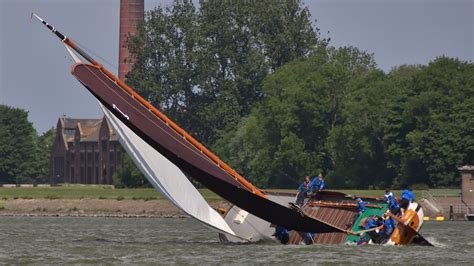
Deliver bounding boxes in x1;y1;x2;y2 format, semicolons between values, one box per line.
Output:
32;13;267;199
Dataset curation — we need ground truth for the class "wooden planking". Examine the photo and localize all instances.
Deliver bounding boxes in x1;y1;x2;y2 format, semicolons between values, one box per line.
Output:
288;206;355;245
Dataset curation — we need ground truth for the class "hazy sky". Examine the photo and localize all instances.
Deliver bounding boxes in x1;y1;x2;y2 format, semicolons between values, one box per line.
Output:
0;0;472;134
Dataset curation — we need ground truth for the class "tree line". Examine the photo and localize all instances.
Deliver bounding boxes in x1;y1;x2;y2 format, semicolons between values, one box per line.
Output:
122;0;473;189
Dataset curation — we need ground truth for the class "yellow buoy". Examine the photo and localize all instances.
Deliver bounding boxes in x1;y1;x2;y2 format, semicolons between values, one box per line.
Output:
435;216;445;221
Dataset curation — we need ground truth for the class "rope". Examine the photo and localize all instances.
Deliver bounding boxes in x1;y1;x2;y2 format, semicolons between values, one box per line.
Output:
73;38;119;72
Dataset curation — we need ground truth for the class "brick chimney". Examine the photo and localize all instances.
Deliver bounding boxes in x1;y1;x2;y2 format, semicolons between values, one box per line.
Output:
119;0;144;80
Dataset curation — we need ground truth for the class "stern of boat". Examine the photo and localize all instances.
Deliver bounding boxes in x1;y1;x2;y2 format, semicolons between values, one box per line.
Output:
388;201;424;245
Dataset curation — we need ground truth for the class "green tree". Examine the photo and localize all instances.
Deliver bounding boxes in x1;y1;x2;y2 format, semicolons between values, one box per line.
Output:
0;105;37;184
216;47;376;188
33;128;56;183
386;57;474;187
113;152;150;188
127;0;326;145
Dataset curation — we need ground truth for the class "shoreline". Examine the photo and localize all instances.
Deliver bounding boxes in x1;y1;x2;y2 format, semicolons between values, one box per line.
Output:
0;198;230;218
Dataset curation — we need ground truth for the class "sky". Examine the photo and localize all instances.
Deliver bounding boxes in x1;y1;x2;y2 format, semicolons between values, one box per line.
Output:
0;0;472;134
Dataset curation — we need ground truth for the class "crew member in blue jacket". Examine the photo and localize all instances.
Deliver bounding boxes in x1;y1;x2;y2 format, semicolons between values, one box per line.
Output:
310;173;325;192
364;215;382;230
295;176;311;206
384;189;399;214
382;211;396;238
400;189;415;215
353;197;366;223
273;225;289;244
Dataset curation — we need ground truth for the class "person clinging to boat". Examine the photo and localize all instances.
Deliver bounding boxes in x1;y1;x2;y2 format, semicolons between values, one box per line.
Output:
364;215;382;230
353;197;366;223
400;188;415;215
295;176;311;206
384;188;399;214
382;210;396;238
310;173;325;193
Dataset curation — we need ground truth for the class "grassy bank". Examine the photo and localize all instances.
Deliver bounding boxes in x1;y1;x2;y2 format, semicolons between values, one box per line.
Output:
0;185;460;201
0;185;221;201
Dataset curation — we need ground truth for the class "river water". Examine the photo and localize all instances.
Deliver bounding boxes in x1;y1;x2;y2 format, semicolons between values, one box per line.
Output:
0;217;472;264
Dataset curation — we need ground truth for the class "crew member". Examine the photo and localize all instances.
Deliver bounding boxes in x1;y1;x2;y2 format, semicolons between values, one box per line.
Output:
273;225;290;244
310;173;325;193
364;215;381;230
384;188;399;214
353;197;366;223
382;211;396;238
296;176;311;206
400;189;415;215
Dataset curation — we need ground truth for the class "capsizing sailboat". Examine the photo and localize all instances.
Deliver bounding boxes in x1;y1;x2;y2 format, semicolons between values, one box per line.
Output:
32;13;431;246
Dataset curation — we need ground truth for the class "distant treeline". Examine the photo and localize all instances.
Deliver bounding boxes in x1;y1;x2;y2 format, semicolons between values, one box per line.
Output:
122;0;473;189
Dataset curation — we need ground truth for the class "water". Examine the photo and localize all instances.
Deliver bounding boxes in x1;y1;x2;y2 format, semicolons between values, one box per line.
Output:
0;217;472;264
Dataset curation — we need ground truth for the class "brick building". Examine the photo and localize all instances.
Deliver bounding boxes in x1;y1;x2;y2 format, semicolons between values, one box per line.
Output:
50;117;122;184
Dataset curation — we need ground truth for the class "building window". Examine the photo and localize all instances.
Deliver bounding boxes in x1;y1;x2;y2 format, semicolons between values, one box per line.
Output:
102;140;107;152
109;152;114;163
80;167;85;180
64;129;75;135
87;167;92;183
71;167;75;178
95;152;99;163
87;152;92;163
80;153;85;165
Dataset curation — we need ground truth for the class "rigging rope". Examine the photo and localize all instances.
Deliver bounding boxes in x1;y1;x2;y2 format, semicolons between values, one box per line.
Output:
72;38;119;71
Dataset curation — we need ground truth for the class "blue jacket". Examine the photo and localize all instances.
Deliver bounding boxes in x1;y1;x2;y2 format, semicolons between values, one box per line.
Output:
402;189;415;202
274;225;289;237
365;217;377;229
357;201;366;213
310;178;324;191
298;181;311;193
384;191;397;209
384;217;396;236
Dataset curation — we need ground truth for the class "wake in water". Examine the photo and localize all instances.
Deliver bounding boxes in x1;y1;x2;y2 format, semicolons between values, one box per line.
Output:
424;236;446;248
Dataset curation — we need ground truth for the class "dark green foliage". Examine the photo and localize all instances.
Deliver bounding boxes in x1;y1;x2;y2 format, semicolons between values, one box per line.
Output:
34;128;56;183
127;0;325;145
122;1;471;189
113;152;151;188
217;55;473;189
216;47;377;188
0;105;37;183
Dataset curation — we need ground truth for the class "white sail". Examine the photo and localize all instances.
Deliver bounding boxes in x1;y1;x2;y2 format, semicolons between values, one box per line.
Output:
64;44;239;238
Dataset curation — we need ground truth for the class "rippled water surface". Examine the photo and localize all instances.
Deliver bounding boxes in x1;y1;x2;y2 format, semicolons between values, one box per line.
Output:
0;217;472;264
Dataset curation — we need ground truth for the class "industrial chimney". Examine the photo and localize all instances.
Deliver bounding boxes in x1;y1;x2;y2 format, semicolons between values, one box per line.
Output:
119;0;144;80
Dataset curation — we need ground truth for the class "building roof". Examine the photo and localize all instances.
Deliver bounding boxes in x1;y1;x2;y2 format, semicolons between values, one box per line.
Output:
62;118;102;129
60;117;117;143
